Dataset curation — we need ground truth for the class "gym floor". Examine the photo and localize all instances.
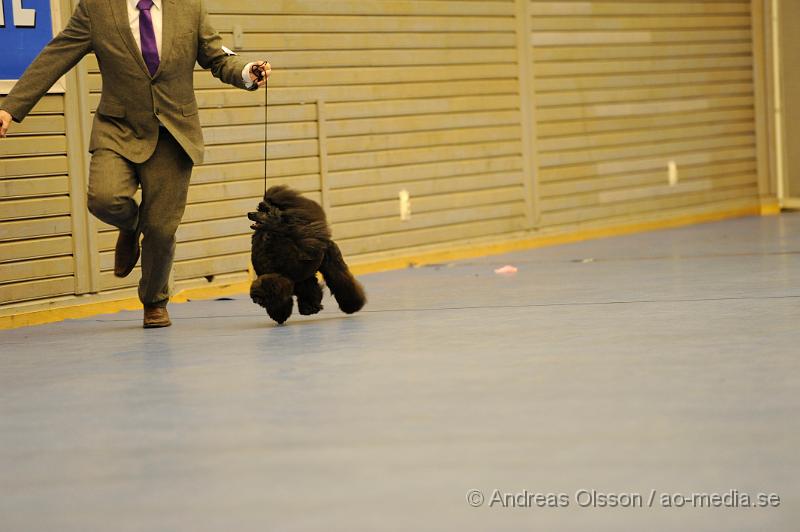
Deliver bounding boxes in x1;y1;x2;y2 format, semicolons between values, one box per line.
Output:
1;214;798;531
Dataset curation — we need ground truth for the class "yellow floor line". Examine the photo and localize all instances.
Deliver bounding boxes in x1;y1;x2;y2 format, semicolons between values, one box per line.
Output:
0;204;770;330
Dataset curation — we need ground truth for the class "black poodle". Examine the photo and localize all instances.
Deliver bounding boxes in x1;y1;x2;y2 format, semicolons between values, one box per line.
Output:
247;185;367;324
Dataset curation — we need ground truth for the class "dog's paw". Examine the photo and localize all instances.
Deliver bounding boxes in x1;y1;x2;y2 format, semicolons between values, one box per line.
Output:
267;299;293;324
298;301;323;316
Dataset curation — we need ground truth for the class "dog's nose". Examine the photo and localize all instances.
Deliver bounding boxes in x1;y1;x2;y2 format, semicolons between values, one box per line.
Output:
247;212;258;221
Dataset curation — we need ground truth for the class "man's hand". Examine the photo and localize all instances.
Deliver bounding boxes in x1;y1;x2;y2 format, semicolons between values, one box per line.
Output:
249;61;271;88
0;110;13;138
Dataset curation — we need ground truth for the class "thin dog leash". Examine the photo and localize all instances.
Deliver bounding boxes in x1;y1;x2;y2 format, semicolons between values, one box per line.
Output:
251;62;269;194
264;72;269;194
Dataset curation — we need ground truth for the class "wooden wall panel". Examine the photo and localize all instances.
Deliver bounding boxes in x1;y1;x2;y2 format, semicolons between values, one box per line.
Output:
530;0;759;229
0;95;75;305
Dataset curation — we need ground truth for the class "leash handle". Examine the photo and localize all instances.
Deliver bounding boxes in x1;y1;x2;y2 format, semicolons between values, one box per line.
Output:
250;61;267;83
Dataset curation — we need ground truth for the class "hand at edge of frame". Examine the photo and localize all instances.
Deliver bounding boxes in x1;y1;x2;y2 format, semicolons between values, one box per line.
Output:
0;110;13;138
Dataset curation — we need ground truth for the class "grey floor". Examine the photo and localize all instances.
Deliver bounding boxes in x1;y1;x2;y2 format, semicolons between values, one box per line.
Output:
1;214;799;531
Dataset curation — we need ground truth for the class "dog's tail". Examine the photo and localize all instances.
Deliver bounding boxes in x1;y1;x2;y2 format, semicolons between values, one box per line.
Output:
319;241;366;314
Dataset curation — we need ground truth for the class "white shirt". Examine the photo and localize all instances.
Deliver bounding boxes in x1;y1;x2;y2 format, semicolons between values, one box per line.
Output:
127;0;162;56
126;0;255;87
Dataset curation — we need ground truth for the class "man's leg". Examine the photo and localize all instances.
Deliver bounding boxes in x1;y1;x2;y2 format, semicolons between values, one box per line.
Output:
86;149;141;277
136;128;193;317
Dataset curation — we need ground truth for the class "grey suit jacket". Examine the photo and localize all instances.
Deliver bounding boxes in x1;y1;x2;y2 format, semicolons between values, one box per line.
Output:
1;0;252;165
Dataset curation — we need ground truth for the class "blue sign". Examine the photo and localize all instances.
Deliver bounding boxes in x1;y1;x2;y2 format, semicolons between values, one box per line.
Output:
0;0;55;81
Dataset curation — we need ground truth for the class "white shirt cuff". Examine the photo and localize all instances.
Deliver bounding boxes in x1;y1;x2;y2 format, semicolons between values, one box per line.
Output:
243;62;256;89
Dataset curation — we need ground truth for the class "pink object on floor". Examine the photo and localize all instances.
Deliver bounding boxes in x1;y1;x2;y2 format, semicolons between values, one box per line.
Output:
494;265;518;275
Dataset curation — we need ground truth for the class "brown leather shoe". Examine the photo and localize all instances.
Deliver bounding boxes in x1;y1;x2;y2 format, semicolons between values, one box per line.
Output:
143;305;171;328
114;229;140;278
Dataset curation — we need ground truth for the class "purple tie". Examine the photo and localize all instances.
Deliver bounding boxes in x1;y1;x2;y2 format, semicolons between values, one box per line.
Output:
137;0;160;76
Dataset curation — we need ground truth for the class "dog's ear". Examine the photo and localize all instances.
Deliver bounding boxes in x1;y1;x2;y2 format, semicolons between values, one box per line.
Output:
264;185;304;210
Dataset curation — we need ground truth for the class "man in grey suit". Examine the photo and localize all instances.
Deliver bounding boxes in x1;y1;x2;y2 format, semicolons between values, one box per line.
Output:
0;0;270;327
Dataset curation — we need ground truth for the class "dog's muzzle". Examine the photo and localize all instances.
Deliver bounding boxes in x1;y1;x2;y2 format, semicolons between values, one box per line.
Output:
247;211;263;230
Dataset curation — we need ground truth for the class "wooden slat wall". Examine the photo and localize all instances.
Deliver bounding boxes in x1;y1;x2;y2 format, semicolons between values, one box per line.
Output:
232;0;528;260
2;1;767;313
0;95;75;305
530;0;760;228
208;0;528;263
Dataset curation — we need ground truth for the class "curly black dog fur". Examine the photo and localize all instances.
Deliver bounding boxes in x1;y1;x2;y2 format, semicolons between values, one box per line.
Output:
248;185;367;324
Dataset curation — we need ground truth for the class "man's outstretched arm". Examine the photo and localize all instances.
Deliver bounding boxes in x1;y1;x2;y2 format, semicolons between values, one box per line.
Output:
0;0;94;136
195;0;270;90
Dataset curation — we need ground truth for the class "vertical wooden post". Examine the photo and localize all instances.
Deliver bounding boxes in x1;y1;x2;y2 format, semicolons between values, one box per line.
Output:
62;0;100;294
514;0;541;228
768;0;788;203
317;99;331;214
750;0;776;203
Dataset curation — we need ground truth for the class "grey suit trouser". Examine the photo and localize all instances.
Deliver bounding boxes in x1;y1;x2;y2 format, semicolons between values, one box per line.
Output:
87;128;193;307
